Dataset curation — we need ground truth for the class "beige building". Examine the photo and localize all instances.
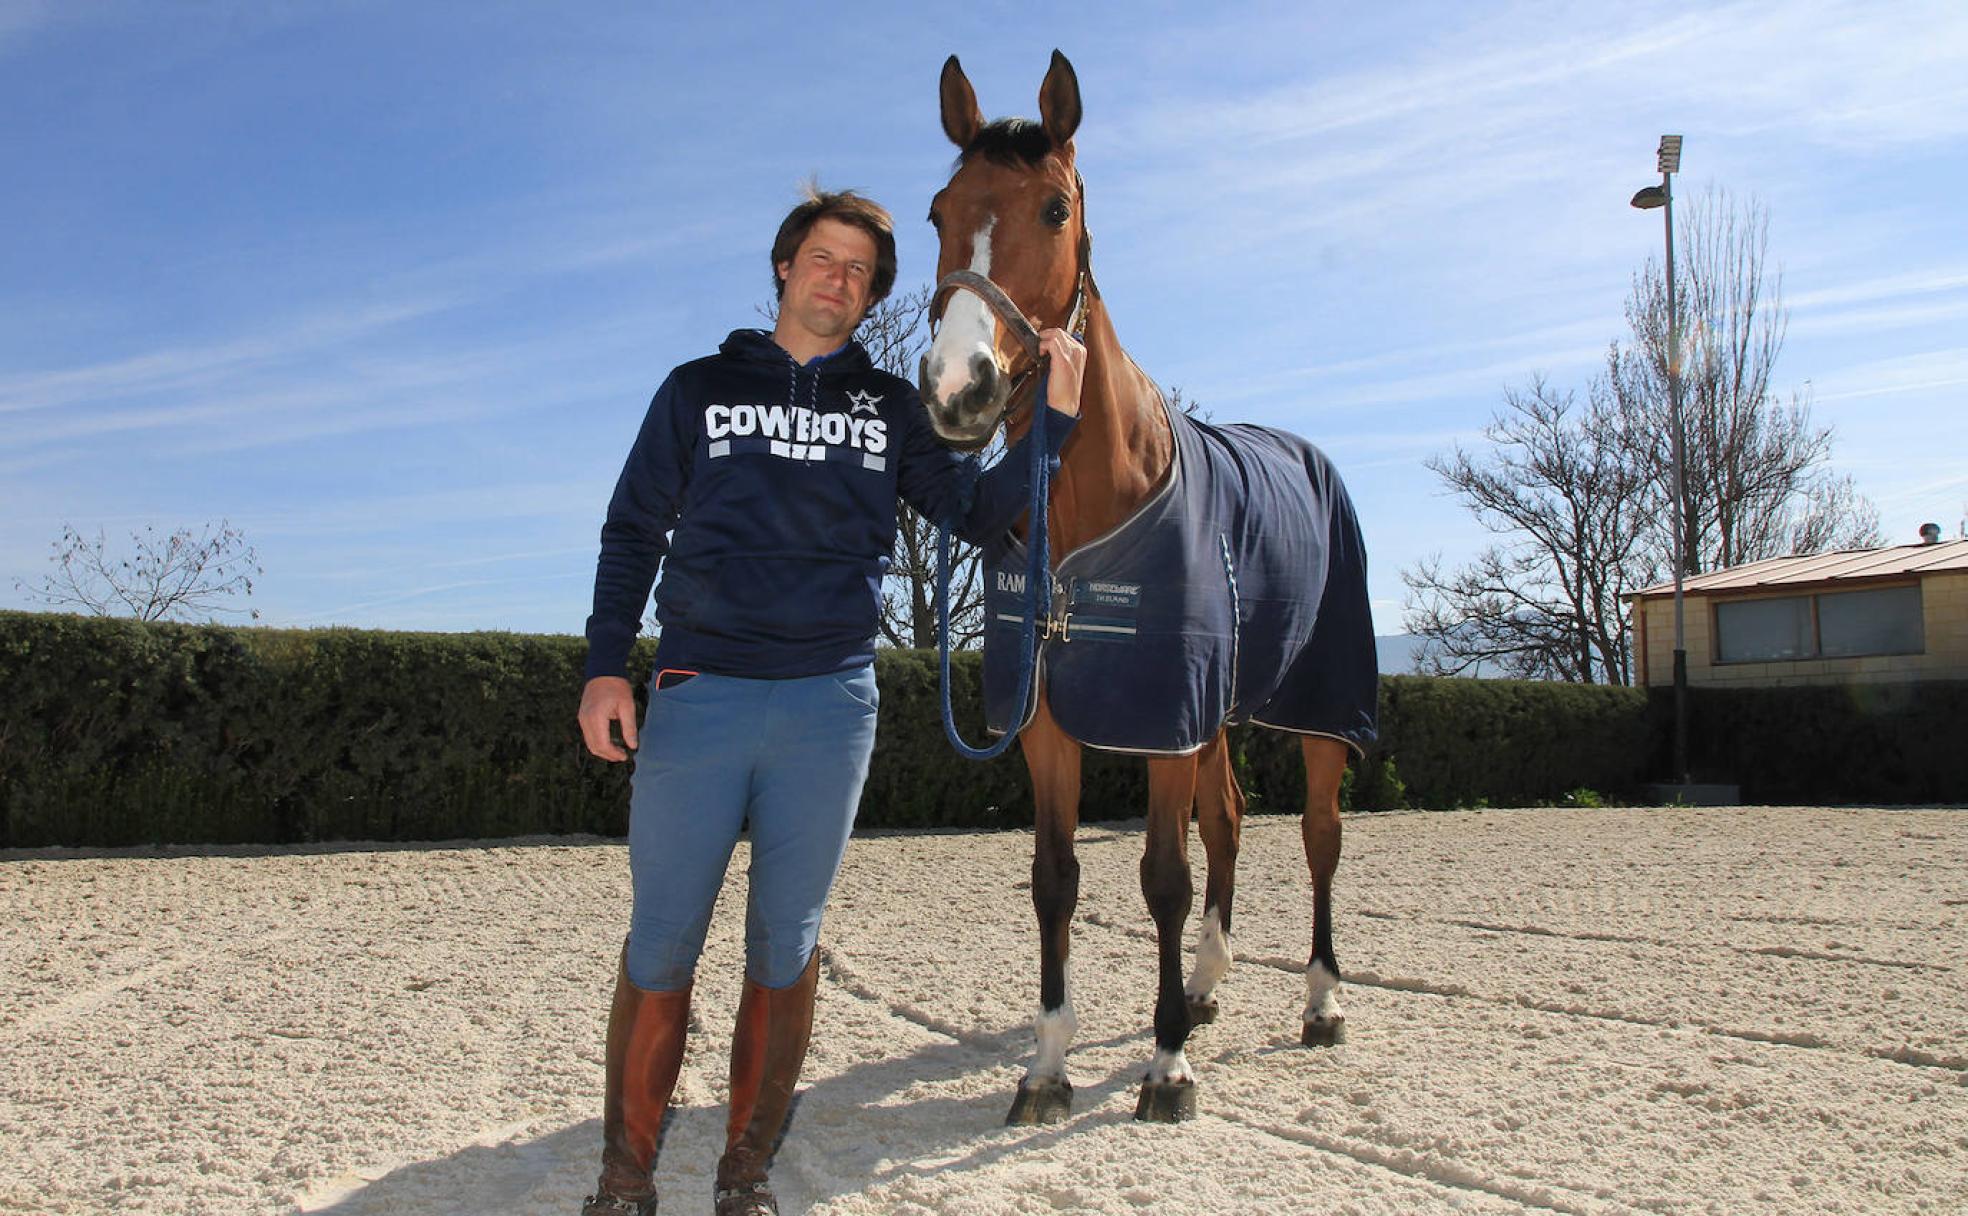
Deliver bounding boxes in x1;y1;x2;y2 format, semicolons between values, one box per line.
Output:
1629;537;1968;688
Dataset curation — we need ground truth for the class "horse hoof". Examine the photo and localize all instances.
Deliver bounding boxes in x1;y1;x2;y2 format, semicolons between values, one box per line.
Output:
1133;1077;1198;1123
1301;1016;1346;1047
1006;1078;1073;1125
1186;998;1219;1026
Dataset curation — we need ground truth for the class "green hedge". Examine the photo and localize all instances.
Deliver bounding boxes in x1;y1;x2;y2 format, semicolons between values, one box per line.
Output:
0;613;632;848
19;611;1948;848
1370;675;1657;809
1674;681;1968;804
862;671;1660;820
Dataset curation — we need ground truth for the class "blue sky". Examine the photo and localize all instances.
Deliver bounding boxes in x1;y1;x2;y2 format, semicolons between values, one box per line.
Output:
4;1;1965;638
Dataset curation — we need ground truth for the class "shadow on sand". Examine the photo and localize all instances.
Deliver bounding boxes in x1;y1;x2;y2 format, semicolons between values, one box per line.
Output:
301;1018;1165;1215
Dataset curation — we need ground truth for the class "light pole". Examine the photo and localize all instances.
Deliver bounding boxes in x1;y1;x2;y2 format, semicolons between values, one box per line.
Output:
1631;134;1688;785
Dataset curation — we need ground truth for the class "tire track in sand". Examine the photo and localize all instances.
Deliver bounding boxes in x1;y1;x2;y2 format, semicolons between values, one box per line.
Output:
1076;910;1968;1075
2;925;305;1044
1209;1106;1648;1216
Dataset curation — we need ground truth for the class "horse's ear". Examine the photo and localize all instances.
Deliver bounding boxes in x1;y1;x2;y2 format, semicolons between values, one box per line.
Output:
940;55;983;149
1038;49;1081;148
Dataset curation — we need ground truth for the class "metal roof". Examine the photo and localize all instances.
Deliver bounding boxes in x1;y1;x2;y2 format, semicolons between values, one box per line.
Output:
1629;538;1968;598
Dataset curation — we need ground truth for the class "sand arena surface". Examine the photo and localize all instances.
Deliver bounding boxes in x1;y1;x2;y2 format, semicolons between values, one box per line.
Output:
3;806;1965;1215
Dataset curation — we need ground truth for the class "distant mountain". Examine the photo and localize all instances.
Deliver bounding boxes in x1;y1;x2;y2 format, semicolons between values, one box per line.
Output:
1374;633;1502;678
1374;633;1423;675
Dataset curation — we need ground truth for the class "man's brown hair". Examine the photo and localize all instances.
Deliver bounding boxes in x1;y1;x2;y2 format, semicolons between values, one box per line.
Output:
770;186;898;307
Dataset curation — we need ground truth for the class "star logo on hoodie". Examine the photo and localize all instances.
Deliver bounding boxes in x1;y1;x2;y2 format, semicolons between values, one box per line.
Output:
847;389;883;416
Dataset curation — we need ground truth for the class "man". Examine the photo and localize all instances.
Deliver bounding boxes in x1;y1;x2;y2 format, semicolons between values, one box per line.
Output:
576;188;1084;1216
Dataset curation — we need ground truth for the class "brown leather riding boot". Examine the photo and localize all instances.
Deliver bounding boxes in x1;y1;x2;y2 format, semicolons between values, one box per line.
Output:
714;952;820;1216
583;958;691;1216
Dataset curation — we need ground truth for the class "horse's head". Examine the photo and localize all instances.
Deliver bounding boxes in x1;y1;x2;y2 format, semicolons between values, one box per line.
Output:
919;50;1089;450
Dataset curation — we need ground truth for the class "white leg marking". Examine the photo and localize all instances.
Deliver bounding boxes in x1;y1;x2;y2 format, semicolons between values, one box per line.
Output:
925;218;998;403
1027;973;1077;1085
1183;907;1232;1002
1303;958;1344;1026
1146;1046;1194;1085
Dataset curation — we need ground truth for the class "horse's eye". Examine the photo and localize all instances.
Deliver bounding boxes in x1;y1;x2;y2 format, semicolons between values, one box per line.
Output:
1043;198;1071;228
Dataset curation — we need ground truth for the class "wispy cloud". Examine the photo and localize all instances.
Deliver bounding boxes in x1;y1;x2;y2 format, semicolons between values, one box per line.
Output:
275;575;561;627
0;202;719;422
1790;296;1968;343
1684;0;1968;147
1087;1;1968;270
1807;347;1968;404
366;545;597;578
1787;264;1968;311
1241;318;1613;394
2;371;570;471
246;480;611;543
0;309;668;475
0;298;455;416
1106;8;1711;155
1219;338;1608;416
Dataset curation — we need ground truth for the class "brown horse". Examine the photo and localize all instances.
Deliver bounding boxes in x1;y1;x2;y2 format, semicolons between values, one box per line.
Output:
919;51;1375;1125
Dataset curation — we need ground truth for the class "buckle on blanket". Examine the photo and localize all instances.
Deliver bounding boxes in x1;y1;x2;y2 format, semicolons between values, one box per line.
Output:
1042;607;1073;642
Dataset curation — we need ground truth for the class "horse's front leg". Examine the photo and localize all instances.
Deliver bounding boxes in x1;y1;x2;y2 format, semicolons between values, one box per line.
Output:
1007;693;1083;1126
1136;753;1201;1122
1183;730;1242;1025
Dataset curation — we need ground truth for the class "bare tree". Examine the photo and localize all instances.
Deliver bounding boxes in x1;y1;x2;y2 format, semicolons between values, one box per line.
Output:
1404;191;1882;685
1786;472;1883;556
1609;188;1882;573
17;520;263;621
882;481;989;650
1402;378;1648;683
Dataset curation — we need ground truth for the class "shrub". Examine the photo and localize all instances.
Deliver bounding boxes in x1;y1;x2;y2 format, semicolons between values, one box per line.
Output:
1366;675;1655;809
1671;681;1968;804
20;612;1946;847
0;613;641;847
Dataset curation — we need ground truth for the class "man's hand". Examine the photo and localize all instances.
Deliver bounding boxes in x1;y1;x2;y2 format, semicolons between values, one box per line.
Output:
578;675;639;762
1038;328;1086;417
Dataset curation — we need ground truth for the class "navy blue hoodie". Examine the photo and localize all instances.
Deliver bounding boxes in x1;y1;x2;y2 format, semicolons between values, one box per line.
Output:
584;329;1075;681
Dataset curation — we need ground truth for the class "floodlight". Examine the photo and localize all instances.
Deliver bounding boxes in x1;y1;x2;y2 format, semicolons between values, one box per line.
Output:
1657;135;1683;174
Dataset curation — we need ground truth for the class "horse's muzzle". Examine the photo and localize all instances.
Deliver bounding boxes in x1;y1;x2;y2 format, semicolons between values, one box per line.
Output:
918;349;1006;450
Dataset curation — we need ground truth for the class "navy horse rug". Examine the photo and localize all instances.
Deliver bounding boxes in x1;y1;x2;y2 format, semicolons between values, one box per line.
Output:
983;400;1380;756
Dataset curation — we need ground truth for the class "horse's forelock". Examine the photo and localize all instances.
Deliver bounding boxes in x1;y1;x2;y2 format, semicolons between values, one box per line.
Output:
959;119;1056;169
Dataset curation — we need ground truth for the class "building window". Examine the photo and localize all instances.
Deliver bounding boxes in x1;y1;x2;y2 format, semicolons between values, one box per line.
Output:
1714;584;1924;664
1818;585;1924;656
1714;595;1814;662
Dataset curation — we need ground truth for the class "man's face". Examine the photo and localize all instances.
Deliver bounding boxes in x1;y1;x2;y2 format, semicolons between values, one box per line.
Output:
777;217;878;344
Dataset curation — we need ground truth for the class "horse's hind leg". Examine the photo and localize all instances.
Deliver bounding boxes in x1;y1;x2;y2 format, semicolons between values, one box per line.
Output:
1183;730;1242;1025
1008;694;1083;1126
1136;753;1201;1121
1300;736;1350;1045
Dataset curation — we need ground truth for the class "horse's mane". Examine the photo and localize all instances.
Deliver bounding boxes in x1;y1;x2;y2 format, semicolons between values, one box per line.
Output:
959;119;1054;168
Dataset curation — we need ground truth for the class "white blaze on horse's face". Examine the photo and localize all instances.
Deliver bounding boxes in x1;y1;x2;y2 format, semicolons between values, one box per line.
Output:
920;217;1006;448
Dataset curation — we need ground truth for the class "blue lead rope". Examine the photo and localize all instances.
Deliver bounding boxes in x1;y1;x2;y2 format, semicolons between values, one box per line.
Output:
936;381;1051;760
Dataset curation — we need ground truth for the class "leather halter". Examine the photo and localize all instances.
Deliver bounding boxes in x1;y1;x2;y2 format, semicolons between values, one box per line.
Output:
928;183;1094;425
